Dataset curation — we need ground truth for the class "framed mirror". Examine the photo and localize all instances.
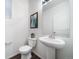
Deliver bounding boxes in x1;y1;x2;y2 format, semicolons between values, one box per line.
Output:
30;12;38;29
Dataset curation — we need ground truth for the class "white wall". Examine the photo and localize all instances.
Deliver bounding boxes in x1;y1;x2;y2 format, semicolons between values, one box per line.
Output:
56;37;73;59
28;0;42;38
53;1;70;37
5;0;29;59
29;0;73;59
42;0;73;59
5;0;73;59
28;0;46;59
56;0;73;59
42;1;70;37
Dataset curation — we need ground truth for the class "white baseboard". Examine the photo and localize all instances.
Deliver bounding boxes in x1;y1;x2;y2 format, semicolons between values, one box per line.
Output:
7;50;44;59
8;52;20;59
33;50;44;59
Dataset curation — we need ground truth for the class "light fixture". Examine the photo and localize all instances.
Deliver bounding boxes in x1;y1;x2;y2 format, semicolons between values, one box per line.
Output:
42;0;52;5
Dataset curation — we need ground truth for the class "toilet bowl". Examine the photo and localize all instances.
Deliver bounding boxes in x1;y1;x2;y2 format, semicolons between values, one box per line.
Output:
19;38;37;59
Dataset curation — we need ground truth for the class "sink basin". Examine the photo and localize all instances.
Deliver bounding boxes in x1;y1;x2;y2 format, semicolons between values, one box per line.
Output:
39;36;65;49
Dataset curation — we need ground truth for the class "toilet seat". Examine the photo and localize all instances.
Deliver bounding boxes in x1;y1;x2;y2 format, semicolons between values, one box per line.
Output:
19;45;32;54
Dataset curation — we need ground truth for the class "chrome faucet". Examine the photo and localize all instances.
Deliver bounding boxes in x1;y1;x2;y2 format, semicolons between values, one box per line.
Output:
49;32;56;39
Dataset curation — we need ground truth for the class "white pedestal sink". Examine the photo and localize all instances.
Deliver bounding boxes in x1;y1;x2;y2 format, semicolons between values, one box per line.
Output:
39;36;65;59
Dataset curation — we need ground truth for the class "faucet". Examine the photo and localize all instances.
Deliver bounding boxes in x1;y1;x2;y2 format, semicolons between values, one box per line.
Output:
49;32;56;39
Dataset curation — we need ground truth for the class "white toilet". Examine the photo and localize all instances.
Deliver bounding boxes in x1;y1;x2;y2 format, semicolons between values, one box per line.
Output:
19;38;37;59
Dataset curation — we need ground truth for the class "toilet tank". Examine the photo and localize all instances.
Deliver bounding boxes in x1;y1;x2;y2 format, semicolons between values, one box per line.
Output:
28;38;37;47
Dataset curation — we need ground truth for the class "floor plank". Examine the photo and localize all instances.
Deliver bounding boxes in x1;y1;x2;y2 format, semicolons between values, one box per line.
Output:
10;52;41;59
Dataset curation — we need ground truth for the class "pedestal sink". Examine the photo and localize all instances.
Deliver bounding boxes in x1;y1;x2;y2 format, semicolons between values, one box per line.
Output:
39;36;65;49
39;36;65;59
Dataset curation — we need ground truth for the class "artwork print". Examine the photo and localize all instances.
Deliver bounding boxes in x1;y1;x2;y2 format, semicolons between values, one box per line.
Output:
30;12;38;28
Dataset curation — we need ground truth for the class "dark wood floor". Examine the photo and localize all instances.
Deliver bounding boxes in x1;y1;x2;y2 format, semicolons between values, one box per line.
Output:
10;52;41;59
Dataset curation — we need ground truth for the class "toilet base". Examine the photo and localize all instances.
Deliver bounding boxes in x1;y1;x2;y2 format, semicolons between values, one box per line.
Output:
21;53;31;59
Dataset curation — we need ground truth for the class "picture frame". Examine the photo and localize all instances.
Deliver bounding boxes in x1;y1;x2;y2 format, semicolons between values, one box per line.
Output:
30;12;38;29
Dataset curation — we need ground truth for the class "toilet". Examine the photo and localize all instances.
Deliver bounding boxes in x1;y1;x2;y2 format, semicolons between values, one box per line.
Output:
19;38;37;59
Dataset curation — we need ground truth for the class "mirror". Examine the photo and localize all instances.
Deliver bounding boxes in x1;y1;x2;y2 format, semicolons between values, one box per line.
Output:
30;12;38;29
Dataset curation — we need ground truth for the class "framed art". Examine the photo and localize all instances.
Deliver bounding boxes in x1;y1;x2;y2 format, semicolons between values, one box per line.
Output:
30;12;38;29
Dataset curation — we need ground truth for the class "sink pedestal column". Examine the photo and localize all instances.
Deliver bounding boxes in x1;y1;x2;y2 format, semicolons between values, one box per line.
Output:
46;47;55;59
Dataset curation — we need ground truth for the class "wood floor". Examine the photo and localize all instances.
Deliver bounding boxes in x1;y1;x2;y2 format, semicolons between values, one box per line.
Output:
10;52;41;59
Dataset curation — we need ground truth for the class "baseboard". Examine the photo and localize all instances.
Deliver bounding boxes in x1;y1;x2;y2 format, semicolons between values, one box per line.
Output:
33;51;44;59
8;52;20;59
9;52;41;59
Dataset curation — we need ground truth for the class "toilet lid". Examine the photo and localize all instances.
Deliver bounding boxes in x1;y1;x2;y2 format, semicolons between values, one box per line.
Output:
19;45;32;52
